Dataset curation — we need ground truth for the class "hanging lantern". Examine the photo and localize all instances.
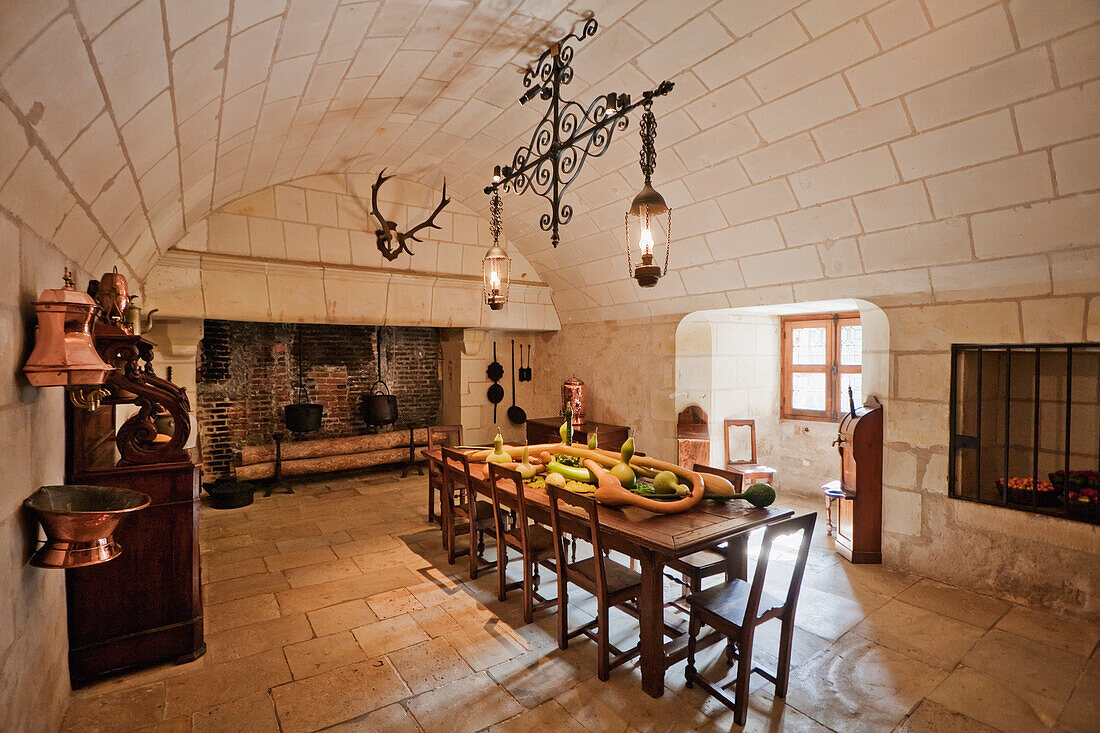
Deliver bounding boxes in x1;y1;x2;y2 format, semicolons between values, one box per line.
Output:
626;102;671;288
483;190;510;310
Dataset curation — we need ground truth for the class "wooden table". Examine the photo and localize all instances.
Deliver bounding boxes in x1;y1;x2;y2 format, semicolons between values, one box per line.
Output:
425;449;794;697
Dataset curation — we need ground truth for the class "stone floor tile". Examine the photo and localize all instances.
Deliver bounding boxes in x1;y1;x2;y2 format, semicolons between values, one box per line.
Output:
262;545;338;572
851;598;985;669
387;636;475;693
164;648;291;718
790;584;885;641
271;657;411;733
190;691;279;733
201;541;280;568
203;557;269;584
1056;651;1100;733
406;671;524;733
324;702;421;732
307;598;379;636
411;603;464;638
353;613;431;658
802;560;920;604
203;571;291;604
487;643;596;709
205;612;314;663
204;593;281;635
331;534;403;558
445;621;529;671
488;699;587;733
555;683;631;732
894;699;1002;733
994;605;1100;657
895;578;1011;629
284;631;367;679
282;557;363;588
367;587;426;618
929;666;1062;733
274;564;422;615
60;682;165;733
784;635;947;733
273;530;353;554
962;628;1086;702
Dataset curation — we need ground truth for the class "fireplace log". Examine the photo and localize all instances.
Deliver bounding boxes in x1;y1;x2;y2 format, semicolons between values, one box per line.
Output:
234;447;413;481
238;428;434;465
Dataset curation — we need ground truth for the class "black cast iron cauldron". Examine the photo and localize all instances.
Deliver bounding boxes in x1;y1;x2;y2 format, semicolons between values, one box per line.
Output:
362;381;398;426
284;402;323;433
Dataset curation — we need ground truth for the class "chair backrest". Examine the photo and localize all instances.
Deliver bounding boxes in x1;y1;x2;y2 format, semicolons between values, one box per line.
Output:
429;425;464;452
724;419;757;465
743;512;817;625
546;484;610;597
440;446;472;511
487;463;533;546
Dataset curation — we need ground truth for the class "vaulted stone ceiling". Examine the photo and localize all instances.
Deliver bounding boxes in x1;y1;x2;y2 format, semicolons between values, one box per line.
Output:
1;0;1097;324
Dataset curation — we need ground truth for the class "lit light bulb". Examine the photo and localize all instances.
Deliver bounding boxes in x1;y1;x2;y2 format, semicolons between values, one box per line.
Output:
489;268;501;292
638;224;654;257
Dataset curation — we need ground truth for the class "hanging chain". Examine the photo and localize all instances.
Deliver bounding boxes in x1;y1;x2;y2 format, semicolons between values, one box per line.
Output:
625;212;632;275
489;189;503;245
664;210;671;275
639;101;657;185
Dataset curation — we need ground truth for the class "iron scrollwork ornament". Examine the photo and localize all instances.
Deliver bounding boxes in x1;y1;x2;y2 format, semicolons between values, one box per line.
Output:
485;17;673;248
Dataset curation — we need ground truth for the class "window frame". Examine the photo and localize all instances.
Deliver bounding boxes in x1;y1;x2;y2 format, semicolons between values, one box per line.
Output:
780;311;861;422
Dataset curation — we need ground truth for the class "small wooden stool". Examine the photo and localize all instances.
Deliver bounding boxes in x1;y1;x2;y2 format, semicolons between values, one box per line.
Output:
822;480;844;536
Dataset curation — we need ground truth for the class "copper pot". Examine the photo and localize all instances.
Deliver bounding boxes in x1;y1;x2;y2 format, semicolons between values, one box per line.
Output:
24;485;150;568
562;377;585;426
96;266;130;323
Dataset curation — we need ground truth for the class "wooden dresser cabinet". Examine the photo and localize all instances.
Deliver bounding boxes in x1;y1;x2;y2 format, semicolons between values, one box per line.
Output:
833;404;883;564
526;417;629;450
65;332;204;686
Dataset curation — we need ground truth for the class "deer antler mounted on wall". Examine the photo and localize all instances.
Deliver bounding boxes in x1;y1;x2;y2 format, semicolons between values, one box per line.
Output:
370;169;451;261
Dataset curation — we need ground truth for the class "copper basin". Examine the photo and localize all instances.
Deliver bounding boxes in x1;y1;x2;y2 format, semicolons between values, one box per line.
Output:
24;485;151;568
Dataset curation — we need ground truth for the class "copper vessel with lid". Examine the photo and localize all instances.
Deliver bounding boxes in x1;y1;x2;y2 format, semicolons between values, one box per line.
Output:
562;377;585;426
23;270;114;387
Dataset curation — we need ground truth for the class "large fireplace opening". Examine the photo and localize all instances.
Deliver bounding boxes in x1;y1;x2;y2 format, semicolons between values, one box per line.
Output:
196;320;441;480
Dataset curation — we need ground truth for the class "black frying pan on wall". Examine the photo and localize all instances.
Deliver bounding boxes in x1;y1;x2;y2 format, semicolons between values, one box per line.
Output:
487;342;504;382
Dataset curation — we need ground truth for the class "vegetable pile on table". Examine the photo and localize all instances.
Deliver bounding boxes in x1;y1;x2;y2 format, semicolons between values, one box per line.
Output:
473;408;776;515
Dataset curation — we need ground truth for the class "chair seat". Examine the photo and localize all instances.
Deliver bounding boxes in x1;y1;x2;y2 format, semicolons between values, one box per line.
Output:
687;578;785;628
504;523;554;556
725;463;776;476
569;556;642;595
669;549;726;574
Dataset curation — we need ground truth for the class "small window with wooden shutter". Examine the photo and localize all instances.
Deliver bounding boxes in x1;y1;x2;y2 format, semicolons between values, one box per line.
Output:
781;312;862;421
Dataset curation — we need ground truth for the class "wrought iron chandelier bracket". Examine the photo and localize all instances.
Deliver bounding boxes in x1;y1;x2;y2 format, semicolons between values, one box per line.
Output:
484;17;673;247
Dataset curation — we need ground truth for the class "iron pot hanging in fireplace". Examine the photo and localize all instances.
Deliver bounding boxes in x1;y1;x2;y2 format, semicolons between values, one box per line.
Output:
362;328;398;428
284;324;323;433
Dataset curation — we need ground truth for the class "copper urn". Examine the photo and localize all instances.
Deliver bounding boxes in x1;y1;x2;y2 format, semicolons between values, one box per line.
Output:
23;271;114;387
562;377;585;426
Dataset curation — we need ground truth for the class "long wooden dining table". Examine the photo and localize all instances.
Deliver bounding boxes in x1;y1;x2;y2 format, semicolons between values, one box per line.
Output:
425;448;794;697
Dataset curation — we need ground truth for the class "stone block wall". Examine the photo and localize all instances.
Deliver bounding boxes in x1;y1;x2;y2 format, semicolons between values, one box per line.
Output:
0;212;83;731
197;320;441;480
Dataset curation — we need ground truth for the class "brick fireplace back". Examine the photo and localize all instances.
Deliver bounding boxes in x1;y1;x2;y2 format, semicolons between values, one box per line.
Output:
197;320;441;480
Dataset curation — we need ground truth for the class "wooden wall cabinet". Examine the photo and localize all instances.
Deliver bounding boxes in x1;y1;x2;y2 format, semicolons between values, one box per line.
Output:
65;332;204;686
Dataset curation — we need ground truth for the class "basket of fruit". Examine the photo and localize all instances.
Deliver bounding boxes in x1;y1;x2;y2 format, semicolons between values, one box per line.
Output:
1051;470;1100;522
998;476;1060;507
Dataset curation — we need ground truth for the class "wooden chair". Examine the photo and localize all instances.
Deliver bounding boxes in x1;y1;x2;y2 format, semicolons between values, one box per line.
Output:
723;419;777;490
487;464;556;623
427;425;463;524
665;464;750;602
685;512;817;726
440;447;496;579
546;484;641;681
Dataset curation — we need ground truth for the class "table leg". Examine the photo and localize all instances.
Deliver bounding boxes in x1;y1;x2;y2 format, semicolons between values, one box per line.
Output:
638;549;666;698
725;535;749;582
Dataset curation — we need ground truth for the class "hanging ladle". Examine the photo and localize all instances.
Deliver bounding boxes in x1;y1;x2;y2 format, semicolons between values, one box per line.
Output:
507;339;526;425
